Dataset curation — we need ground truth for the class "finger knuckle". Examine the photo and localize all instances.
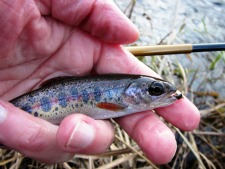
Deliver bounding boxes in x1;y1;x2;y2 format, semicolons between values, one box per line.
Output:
18;125;48;152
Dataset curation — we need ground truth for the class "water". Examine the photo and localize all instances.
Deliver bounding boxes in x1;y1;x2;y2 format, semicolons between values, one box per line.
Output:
115;0;225;100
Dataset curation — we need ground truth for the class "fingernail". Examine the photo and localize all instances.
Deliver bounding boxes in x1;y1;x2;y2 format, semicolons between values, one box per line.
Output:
0;103;7;124
66;120;95;151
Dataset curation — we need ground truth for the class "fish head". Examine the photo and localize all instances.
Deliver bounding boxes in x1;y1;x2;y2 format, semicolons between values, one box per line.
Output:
123;76;182;110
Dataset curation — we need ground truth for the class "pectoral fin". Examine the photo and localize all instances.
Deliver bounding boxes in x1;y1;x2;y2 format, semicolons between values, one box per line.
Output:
97;102;127;111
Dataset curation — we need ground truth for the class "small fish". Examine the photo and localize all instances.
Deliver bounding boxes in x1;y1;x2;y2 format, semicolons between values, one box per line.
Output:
10;74;182;124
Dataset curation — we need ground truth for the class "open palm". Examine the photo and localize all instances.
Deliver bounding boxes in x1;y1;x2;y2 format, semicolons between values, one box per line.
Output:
0;0;200;165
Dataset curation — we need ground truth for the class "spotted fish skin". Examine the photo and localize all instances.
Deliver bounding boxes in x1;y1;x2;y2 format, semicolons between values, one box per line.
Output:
10;74;180;124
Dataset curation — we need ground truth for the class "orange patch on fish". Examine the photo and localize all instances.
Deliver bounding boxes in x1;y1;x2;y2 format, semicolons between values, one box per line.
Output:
97;102;126;111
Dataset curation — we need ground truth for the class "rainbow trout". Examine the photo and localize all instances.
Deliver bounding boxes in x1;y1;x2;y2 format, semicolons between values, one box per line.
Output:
10;74;182;124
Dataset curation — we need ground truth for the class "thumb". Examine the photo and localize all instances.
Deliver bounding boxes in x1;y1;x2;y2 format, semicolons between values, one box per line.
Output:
0;100;71;163
56;114;115;154
0;100;114;163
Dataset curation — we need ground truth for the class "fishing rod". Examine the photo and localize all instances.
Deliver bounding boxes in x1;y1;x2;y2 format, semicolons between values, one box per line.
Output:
126;43;225;56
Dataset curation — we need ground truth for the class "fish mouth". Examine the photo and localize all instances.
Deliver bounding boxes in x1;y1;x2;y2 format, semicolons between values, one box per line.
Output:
170;91;183;100
152;90;183;109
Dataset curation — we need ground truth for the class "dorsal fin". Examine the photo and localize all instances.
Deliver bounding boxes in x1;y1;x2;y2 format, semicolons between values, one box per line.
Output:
40;76;75;87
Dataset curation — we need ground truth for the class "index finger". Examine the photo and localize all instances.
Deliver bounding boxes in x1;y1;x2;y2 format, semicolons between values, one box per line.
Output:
41;0;139;44
95;44;200;130
94;44;200;164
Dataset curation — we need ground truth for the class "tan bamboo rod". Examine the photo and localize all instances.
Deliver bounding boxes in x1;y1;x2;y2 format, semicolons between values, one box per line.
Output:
125;43;225;56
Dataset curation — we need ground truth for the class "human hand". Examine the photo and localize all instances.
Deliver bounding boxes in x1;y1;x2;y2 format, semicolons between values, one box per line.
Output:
0;0;200;165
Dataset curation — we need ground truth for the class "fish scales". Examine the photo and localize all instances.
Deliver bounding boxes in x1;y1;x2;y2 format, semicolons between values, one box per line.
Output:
10;74;182;124
11;75;133;124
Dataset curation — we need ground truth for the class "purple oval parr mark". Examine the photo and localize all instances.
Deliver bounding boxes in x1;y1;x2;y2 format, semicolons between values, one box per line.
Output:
94;87;101;102
81;90;89;104
21;104;32;113
40;97;52;112
106;90;113;100
58;92;67;108
70;86;78;99
28;97;36;104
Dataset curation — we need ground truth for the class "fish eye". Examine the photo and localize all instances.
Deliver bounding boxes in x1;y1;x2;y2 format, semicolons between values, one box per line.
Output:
148;81;165;96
